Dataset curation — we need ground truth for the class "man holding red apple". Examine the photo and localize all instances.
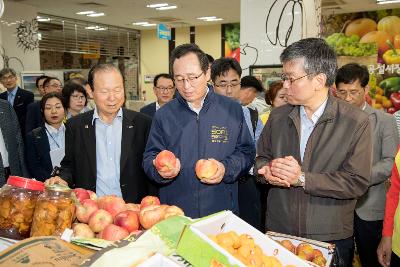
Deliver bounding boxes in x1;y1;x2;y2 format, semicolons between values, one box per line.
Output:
143;43;255;219
255;38;372;267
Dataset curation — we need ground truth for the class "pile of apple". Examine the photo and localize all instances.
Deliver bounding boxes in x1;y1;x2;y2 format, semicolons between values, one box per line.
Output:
279;239;327;267
71;188;184;241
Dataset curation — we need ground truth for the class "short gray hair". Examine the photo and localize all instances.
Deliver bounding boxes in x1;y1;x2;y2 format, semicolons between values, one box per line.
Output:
280;38;337;86
0;68;17;79
87;63;122;90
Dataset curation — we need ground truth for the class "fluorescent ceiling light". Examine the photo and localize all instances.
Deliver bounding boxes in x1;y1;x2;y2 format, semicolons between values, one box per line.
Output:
76;11;95;15
94;27;107;31
377;0;400;3
132;22;150;25
156;5;177;10
147;3;168;8
142;23;157;26
85;26;97;30
87;12;105;17
197;16;217;20
37;17;51;22
205;18;223;21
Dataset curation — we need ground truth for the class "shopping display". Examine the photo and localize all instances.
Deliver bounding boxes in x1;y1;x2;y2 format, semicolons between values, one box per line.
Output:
0;176;44;239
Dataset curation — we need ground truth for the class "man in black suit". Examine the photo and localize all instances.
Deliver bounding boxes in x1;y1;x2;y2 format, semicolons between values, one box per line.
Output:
25;76;61;134
0;99;29;185
46;64;156;203
0;68;34;135
140;73;175;118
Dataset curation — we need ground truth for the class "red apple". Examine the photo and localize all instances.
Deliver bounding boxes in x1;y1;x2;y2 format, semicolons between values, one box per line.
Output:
72;223;95;238
88;209;113;233
114;210;140;233
87;190;97;200
125;203;140;215
195;159;218;180
97;195;126;218
99;224;129;241
76;199;99;223
154;150;177;172
139;205;165;229
73;188;90;203
140;196;160;209
296;243;315;261
163;205;184;219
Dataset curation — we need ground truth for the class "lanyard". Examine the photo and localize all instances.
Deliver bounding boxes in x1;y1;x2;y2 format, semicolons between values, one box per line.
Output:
45;128;60;149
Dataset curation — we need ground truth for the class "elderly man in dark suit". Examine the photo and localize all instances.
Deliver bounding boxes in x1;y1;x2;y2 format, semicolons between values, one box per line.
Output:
140;73;175;118
0;99;29;185
0;68;34;135
46;64;157;203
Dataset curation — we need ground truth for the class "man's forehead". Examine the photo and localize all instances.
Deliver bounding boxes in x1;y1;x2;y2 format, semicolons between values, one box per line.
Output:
283;58;305;73
337;80;362;89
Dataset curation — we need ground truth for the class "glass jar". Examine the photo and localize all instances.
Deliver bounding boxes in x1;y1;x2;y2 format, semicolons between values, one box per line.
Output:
30;184;75;237
0;176;44;239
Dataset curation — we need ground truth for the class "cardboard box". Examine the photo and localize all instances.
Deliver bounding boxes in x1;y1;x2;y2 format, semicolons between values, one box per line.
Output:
176;211;308;267
0;236;94;267
138;253;181;267
267;231;335;267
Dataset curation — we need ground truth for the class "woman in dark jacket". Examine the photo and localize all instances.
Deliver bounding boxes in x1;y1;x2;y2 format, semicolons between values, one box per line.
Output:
25;92;66;181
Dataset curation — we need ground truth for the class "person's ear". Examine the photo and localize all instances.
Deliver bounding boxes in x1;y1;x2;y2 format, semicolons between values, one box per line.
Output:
313;73;327;91
364;85;370;97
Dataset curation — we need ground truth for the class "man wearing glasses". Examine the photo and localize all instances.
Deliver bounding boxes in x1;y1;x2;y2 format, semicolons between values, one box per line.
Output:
211;57;264;230
256;38;372;267
26;77;63;134
0;68;34;136
336;63;398;267
140;73;175;118
143;43;255;218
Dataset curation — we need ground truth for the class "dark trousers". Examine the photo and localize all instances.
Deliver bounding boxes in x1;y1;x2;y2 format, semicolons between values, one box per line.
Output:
391;252;400;267
326;236;354;267
238;175;262;231
354;213;383;267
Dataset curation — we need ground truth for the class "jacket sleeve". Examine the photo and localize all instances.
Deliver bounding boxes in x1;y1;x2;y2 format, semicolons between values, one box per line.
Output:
59;120;74;186
142;116;173;185
221;113;256;184
370;114;399;186
25;131;48;180
255;117;273;184
382;150;400;237
305;117;372;199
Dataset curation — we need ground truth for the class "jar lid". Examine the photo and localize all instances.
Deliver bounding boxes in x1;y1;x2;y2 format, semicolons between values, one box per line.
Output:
45;184;71;192
7;176;45;191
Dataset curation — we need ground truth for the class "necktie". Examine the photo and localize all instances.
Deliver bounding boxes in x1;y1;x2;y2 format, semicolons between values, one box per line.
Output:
7;92;12;105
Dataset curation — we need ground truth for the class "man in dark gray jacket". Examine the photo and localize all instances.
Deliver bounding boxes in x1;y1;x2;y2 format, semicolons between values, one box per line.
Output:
256;38;372;267
0;99;29;185
336;63;398;267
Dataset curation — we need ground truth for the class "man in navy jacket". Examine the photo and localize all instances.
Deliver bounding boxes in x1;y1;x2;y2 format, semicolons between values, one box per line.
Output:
143;44;255;218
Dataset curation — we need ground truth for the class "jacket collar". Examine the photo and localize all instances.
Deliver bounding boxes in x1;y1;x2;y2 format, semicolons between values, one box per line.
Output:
176;84;215;114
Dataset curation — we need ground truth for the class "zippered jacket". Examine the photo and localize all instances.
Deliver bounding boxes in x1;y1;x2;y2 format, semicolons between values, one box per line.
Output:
143;89;256;219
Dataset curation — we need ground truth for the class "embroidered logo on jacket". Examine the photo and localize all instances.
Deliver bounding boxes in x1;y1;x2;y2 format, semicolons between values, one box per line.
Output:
211;126;229;143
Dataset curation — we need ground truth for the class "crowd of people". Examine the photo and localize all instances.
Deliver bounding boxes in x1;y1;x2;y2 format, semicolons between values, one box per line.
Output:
0;38;400;267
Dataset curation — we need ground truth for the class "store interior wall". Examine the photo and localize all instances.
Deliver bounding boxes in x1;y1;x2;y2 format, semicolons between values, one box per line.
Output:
140;24;222;103
0;1;40;75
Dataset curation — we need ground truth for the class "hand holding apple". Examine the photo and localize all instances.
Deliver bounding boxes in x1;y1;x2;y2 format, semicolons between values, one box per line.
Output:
195;159;225;184
153;156;181;179
154;150;177;172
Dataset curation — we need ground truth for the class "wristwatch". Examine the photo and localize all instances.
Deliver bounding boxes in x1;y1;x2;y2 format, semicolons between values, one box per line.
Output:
294;172;305;188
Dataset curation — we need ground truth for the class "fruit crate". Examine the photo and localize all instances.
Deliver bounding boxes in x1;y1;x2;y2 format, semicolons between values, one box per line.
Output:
267;231;335;267
176;210;308;267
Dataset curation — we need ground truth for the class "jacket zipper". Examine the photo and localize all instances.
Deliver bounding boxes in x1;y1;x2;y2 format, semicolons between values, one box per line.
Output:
196;113;200;217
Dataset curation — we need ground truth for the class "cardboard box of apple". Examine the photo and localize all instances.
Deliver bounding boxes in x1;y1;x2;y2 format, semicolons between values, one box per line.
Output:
71;189;184;242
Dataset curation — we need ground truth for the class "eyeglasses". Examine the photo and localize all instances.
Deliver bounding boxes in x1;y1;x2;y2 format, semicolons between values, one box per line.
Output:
1;75;16;82
155;86;175;92
281;73;312;85
47;83;62;88
336;89;363;98
174;72;204;85
215;81;241;89
71;94;86;100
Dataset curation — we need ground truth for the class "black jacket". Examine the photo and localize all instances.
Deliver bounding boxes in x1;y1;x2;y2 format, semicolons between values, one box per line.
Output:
25;101;44;135
59;108;157;203
139;102;156;118
25;127;53;181
0;87;34;135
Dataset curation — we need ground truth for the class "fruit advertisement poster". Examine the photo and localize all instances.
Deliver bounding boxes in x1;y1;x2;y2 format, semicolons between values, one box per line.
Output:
322;9;400;113
223;23;240;62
